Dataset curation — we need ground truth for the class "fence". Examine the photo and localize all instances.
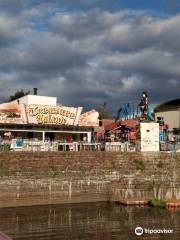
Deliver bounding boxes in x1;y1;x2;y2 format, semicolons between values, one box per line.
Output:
105;142;136;152
0;139;136;152
1;139;179;152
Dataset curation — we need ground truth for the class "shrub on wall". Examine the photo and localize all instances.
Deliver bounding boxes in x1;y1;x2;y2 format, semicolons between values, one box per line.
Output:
149;197;166;208
134;160;145;171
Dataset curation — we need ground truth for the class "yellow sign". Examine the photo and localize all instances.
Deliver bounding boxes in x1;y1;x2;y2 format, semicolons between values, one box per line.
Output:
26;105;82;125
0;102;83;126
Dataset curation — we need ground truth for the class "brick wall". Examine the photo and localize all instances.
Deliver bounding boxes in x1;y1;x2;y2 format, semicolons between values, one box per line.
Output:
0;152;179;207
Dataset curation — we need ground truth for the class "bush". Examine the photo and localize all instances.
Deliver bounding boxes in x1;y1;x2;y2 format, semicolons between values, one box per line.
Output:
134;160;145;171
149;197;166;208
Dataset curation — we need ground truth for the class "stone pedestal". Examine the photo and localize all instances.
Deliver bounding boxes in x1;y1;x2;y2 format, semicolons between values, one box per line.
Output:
140;122;159;152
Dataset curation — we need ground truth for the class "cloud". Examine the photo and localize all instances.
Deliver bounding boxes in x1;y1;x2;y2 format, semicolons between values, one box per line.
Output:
0;14;23;48
0;2;180;113
0;0;27;14
104;48;180;78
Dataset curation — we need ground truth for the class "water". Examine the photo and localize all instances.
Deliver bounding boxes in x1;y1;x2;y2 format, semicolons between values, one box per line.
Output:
0;202;179;240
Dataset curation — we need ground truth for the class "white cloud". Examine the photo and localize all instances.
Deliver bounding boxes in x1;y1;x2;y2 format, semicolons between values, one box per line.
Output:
121;75;142;92
0;5;180;112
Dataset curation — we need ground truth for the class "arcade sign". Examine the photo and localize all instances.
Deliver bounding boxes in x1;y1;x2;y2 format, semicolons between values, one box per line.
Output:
0;102;82;126
26;105;82;125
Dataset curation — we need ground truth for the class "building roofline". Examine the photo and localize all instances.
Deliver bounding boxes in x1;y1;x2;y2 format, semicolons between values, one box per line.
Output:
154;98;180;112
0;123;92;132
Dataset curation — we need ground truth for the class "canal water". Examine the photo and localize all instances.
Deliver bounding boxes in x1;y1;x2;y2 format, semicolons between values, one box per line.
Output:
0;202;179;240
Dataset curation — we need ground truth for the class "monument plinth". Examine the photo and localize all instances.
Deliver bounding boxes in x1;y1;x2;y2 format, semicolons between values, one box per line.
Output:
140;122;159;152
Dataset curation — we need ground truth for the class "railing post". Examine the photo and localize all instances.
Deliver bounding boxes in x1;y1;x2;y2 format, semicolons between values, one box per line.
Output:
42;131;45;142
87;132;91;143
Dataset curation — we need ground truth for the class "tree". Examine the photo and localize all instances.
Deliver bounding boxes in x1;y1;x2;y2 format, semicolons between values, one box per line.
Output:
99;102;111;119
7;89;30;102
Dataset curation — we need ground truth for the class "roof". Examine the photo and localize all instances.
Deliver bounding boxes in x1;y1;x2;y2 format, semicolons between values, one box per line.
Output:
0;123;92;132
105;119;137;131
154;98;180;112
105;121;120;131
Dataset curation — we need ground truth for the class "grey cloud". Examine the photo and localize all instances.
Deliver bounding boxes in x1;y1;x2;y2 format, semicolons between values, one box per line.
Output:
0;0;29;15
0;6;180;113
104;49;180;78
0;0;118;17
0;14;22;48
50;10;122;40
103;14;180;52
0;34;90;73
0;0;180;16
51;11;180;53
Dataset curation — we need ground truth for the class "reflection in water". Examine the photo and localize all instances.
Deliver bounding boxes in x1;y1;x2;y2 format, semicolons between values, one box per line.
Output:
0;202;179;240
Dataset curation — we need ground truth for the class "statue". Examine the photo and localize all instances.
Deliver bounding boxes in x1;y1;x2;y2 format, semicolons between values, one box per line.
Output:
139;92;148;121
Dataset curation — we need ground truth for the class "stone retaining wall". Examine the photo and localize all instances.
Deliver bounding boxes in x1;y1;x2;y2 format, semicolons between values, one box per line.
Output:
0;152;179;207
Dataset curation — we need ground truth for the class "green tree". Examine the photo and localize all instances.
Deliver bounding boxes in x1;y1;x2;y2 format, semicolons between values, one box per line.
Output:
7;89;30;102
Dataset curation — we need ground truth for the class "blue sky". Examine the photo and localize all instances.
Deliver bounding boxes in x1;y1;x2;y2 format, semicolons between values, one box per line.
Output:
0;0;180;114
26;0;180;14
113;0;174;13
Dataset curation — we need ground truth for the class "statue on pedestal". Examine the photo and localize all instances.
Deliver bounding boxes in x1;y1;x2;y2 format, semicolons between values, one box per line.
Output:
139;92;148;121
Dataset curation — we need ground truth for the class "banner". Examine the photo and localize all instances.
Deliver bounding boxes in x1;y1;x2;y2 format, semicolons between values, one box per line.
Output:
0;102;82;126
0;102;25;124
79;109;99;127
26;105;82;125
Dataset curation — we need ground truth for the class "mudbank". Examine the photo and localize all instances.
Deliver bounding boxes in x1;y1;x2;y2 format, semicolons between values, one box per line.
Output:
0;152;179;207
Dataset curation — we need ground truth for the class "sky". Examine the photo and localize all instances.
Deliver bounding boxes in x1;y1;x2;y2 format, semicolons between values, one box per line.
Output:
0;0;180;115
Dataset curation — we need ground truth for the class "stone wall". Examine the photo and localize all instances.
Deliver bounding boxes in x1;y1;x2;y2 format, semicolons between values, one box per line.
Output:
0;152;179;207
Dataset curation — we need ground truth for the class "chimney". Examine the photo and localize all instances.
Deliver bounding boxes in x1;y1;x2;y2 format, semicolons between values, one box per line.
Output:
33;88;38;95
